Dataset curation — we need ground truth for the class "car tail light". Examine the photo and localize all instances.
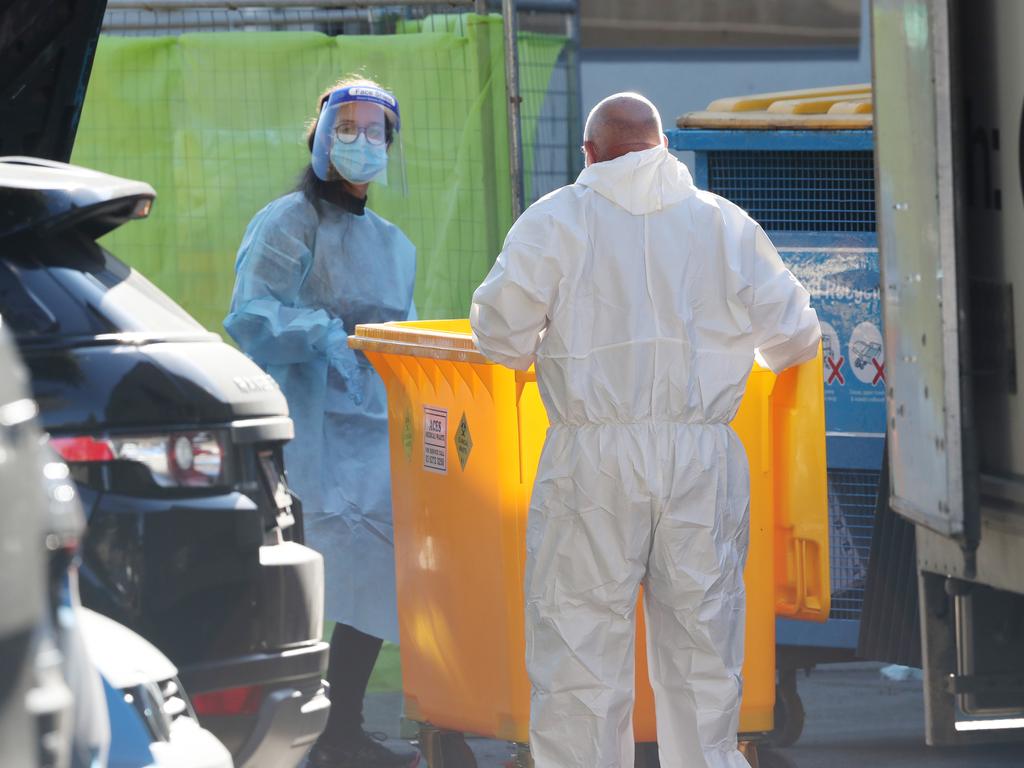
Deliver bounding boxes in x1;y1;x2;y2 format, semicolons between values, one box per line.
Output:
50;436;115;463
191;685;264;717
132;197;153;219
51;431;228;488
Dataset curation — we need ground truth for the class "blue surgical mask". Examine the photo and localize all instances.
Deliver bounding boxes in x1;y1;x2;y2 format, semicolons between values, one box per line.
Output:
330;135;388;184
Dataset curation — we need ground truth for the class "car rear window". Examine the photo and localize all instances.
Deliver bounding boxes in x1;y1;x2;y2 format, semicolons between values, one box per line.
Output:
0;233;207;341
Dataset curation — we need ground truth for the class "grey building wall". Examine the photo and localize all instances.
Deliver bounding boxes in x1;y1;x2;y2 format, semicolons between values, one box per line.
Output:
580;0;860;49
579;0;872;140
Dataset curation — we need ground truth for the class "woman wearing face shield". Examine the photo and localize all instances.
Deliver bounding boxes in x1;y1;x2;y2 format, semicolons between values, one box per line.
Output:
224;78;419;768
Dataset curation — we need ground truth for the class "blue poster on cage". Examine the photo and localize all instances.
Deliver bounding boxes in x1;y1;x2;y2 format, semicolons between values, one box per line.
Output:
780;245;887;440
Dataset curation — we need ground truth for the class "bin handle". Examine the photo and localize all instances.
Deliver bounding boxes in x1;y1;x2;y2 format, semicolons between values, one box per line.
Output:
782;537;823;616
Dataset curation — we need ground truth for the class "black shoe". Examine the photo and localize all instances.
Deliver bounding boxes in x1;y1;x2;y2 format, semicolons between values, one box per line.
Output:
307;731;421;768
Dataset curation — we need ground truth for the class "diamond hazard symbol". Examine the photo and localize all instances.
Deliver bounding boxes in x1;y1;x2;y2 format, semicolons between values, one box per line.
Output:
402;409;414;462
455;413;473;471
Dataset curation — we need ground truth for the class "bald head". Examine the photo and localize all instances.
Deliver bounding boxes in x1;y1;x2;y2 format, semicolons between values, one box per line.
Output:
583;92;665;166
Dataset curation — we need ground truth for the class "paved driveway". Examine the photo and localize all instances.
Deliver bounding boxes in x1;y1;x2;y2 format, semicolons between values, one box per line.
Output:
363;663;1023;767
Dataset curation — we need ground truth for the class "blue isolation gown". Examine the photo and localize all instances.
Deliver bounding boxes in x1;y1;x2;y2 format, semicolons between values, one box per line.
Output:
225;191;415;642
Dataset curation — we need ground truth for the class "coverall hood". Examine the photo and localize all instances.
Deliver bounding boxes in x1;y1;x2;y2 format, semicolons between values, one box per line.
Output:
576;145;696;215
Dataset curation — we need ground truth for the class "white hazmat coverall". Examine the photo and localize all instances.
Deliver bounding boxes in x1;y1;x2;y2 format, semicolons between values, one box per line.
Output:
470;145;821;768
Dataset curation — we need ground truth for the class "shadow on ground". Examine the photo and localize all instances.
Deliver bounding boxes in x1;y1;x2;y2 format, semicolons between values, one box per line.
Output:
362;662;1024;767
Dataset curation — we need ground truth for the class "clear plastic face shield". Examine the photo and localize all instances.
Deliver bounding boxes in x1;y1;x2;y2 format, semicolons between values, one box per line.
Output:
311;85;407;194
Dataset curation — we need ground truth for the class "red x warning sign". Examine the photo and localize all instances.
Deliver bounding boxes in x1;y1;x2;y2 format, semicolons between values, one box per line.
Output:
827;356;846;385
871;358;885;386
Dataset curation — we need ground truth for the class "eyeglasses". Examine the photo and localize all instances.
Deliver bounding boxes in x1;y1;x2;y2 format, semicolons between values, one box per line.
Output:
334;122;387;146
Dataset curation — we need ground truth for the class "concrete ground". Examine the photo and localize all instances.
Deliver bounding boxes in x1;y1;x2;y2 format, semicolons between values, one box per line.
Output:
363;663;1023;767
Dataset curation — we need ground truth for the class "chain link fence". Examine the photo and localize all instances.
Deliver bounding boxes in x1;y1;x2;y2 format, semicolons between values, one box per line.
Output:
101;1;581;205
74;1;580;327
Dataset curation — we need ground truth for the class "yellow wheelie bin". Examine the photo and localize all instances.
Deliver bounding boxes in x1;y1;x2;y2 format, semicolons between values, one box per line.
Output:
349;319;829;766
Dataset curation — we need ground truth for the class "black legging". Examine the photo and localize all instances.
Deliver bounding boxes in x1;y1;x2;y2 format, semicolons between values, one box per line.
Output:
320;622;384;744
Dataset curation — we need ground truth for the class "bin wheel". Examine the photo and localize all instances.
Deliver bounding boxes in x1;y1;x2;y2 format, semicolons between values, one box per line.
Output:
634;742;661;768
764;668;805;748
418;726;477;768
512;743;534;768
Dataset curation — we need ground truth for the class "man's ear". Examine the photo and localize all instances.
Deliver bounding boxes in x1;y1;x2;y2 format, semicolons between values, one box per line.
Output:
661;134;668;148
582;140;596;167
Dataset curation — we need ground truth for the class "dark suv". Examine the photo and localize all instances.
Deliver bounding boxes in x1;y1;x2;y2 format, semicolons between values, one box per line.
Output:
0;156;330;766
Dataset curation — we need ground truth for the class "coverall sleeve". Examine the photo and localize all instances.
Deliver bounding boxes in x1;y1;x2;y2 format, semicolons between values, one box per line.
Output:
224;200;357;376
470;212;562;371
745;225;822;373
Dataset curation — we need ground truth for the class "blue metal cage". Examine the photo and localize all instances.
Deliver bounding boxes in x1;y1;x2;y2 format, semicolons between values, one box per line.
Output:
669;127;884;657
705;150;875;232
827;468;880;621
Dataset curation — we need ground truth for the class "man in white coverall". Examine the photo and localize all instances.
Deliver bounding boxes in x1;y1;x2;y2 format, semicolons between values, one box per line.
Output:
470;93;821;768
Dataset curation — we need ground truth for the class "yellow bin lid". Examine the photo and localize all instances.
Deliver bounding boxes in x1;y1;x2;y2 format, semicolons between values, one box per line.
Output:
349;319;491;364
677;83;873;130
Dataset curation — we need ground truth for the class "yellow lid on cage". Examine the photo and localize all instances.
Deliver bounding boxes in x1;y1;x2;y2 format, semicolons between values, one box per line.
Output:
677;83;873;130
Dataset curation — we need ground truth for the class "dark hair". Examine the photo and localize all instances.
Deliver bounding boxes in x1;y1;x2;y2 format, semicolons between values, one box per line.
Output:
295;75;395;209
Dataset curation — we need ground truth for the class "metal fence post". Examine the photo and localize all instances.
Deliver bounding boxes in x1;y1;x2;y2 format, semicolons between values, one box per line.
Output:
565;3;583;179
502;0;525;221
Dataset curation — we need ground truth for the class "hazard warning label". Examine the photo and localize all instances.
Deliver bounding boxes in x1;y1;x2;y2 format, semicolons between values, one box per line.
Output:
454;413;473;470
401;409;414;462
423;406;448;474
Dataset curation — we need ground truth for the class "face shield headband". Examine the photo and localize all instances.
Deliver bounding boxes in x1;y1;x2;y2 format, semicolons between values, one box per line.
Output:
326;85;401;133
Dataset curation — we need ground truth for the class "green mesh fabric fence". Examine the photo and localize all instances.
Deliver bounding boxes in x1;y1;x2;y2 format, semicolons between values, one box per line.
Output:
71;15;566;332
